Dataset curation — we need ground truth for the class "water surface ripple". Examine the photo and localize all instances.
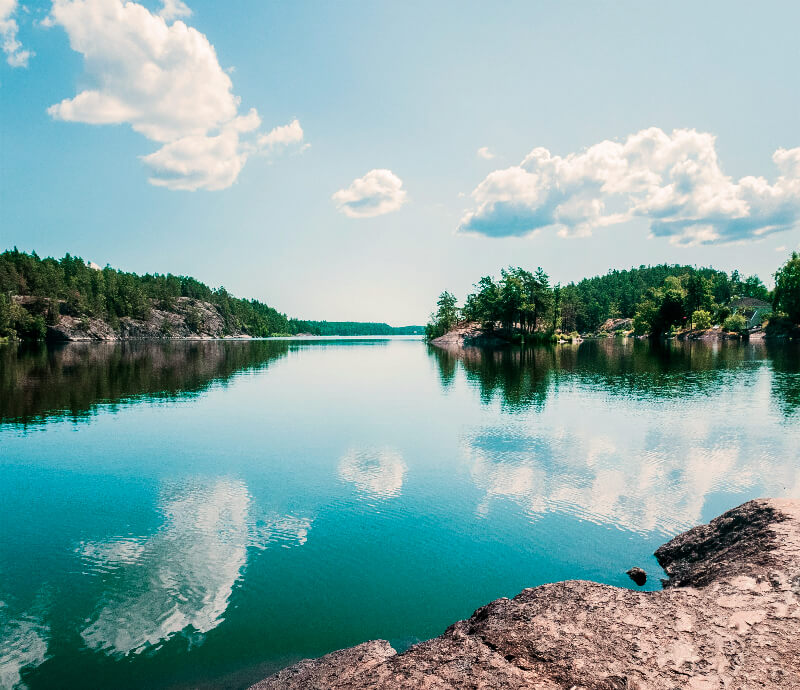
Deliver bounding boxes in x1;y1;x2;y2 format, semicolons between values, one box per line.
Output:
1;338;798;689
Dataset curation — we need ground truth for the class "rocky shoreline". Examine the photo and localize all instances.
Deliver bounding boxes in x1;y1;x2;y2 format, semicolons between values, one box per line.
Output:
252;499;800;689
429;321;775;348
41;297;248;341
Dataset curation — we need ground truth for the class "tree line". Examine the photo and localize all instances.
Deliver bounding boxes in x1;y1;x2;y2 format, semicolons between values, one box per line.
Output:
287;320;423;336
426;253;800;340
0;249;291;339
0;249;422;340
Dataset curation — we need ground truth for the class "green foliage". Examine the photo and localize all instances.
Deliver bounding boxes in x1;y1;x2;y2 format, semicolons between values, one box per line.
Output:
691;309;712;330
765;314;796;337
429;263;776;342
425;291;459;340
723;314;747;334
631;279;687;336
737;273;770;301
714;304;731;325
0;293;11;337
773;252;800;323
684;274;713;315
9;302;47;339
558;264;727;333
0;248;290;339
457;267;553;337
289;321;424;336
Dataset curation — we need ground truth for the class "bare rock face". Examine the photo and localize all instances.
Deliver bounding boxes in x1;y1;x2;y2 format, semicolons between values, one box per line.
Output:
46;297;245;341
251;499;800;689
598;317;633;333
429;322;509;348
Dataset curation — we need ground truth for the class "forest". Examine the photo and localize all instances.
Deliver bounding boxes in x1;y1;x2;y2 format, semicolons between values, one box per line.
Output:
426;253;800;341
288;320;423;336
0;249;421;340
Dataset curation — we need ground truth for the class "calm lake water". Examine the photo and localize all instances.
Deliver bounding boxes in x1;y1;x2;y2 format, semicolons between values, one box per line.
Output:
1;337;799;689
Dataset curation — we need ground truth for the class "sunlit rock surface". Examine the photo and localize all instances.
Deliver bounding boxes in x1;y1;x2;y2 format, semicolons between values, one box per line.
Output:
44;297;241;341
251;499;800;689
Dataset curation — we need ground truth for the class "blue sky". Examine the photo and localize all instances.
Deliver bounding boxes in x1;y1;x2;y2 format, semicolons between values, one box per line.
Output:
1;1;799;324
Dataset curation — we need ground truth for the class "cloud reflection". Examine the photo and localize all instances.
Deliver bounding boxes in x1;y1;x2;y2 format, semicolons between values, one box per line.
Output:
338;448;407;500
0;604;49;690
466;414;800;537
77;478;311;656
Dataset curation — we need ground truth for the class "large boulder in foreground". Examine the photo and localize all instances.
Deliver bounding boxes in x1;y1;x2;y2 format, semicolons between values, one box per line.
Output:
251;499;800;689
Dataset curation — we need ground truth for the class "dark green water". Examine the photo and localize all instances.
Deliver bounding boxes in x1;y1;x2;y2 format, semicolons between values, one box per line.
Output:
1;337;798;689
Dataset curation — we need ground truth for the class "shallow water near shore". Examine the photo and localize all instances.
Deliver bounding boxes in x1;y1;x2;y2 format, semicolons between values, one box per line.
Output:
1;337;799;689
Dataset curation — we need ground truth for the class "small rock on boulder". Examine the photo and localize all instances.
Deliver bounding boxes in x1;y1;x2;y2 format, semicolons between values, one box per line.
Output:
626;567;647;586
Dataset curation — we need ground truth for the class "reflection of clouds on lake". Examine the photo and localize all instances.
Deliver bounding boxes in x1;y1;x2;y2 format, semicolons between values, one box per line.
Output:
466;390;800;536
338;448;407;499
250;515;312;549
77;538;145;573
0;603;49;690
77;478;311;656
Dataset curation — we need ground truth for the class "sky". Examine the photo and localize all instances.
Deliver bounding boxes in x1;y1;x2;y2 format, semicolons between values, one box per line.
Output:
1;0;799;325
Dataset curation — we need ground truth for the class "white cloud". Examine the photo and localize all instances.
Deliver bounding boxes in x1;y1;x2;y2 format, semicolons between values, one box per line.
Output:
142;109;260;191
258;118;306;153
46;0;304;190
477;146;495;160
332;169;407;218
776;245;787;252
459;127;800;246
158;0;191;22
0;0;32;67
47;0;238;142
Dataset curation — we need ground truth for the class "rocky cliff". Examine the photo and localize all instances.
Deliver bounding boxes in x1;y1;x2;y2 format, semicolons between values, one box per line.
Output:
44;297;245;340
252;498;800;689
429;322;510;348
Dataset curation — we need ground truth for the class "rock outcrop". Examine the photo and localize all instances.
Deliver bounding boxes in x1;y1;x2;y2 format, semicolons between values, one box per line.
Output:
45;297;245;341
429;323;510;348
251;499;800;689
598;317;633;333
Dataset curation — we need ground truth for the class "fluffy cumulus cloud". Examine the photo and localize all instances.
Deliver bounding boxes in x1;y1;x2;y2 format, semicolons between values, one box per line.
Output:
477;146;495;160
0;0;31;67
459;127;800;245
142;108;261;191
332;169;407;218
46;0;304;190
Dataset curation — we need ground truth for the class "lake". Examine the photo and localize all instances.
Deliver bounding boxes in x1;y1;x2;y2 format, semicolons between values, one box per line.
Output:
1;337;799;689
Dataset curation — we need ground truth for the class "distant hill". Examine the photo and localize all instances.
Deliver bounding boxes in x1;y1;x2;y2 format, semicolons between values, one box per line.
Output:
0;249;421;341
287;320;424;336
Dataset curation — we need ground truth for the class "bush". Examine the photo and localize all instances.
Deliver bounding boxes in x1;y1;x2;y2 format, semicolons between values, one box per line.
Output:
723;313;747;334
765;314;795;337
714;305;731;324
773;252;800;323
691;309;712;330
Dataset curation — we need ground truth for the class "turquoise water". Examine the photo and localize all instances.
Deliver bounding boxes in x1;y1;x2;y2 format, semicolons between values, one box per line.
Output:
1;338;799;689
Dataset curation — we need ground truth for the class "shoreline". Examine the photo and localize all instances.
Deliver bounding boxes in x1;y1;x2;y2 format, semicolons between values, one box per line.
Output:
252;499;800;689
